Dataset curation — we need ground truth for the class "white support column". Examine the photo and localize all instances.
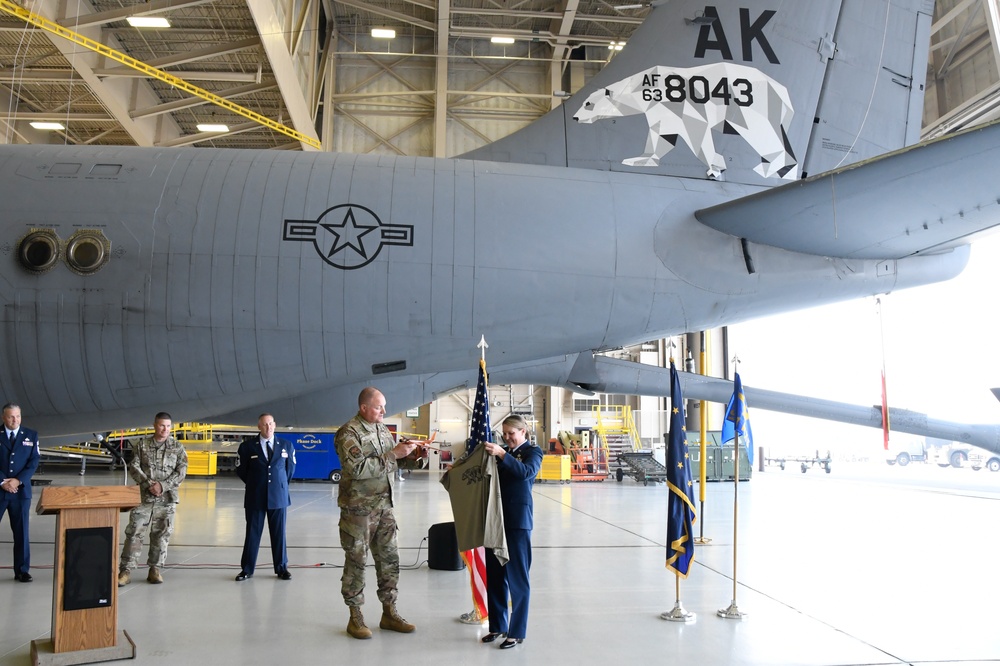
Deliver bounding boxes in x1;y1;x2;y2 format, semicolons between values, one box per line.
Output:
547;386;565;447
434;0;451;157
322;35;337;150
548;0;580;108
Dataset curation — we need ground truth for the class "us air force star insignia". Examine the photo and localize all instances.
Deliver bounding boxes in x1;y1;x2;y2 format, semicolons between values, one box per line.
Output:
282;204;414;270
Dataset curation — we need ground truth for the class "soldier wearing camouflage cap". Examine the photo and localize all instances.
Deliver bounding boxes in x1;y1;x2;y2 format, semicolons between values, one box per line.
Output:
335;387;417;639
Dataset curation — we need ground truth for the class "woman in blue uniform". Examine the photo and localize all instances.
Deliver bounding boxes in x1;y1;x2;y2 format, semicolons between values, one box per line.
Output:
481;415;543;650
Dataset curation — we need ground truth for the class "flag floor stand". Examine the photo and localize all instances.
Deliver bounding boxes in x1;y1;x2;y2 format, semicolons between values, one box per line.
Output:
717;601;747;620
661;576;695;622
660;602;696;622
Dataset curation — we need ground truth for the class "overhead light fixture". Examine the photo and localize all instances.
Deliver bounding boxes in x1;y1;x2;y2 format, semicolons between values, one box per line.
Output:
196;124;229;133
127;16;171;28
29;122;65;130
491;37;515;44
608;41;625;51
371;28;396;39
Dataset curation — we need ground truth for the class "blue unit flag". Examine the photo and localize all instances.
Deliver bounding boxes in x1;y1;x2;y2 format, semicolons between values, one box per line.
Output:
722;372;754;466
666;360;697;577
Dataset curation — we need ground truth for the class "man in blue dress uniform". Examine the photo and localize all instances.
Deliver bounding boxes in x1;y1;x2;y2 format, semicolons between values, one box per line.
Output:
235;413;296;581
1;403;40;583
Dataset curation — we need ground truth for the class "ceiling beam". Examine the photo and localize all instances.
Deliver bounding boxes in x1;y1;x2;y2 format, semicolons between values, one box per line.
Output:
0;70;81;82
4;0;184;146
0;85;51;143
58;0;217;30
131;81;278;118
935;3;983;77
8;112;111;121
447;8;641;25
158;120;261;147
91;69;261;83
245;0;321;150
334;0;436;32
94;36;262;74
4;0;316;148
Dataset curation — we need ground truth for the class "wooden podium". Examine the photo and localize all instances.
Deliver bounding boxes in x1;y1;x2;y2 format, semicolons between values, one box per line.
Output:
31;486;140;666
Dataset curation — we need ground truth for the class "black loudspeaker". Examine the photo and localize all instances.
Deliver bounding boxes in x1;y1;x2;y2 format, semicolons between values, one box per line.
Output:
427;522;464;571
63;526;113;611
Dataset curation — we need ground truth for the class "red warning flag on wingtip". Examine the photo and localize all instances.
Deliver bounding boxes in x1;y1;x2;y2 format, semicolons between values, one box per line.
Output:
881;369;890;450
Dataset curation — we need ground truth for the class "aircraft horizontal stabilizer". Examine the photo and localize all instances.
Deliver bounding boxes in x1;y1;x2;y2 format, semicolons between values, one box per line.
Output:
695;119;1000;260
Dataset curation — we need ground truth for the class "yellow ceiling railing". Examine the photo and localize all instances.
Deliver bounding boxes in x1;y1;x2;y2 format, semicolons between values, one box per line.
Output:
0;0;321;150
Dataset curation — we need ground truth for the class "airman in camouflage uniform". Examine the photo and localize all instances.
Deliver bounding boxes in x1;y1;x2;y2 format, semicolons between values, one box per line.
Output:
117;412;188;586
335;387;418;639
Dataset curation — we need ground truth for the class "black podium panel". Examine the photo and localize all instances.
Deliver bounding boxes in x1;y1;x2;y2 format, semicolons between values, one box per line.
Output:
63;526;113;611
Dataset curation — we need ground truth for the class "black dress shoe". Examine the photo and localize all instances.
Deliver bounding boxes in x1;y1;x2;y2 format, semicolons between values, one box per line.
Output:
277;569;292;580
499;638;523;650
481;632;505;643
235;571;252;582
14;572;32;583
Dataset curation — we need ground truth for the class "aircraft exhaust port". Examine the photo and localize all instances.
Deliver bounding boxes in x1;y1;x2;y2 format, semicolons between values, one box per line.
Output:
65;230;110;274
17;229;60;273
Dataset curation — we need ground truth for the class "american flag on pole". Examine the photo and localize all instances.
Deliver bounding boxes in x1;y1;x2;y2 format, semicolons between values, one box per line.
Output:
460;547;488;620
461;357;492;619
467;358;492;454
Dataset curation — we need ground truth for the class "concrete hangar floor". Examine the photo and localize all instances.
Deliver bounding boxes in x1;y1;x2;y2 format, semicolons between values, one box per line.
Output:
1;462;998;666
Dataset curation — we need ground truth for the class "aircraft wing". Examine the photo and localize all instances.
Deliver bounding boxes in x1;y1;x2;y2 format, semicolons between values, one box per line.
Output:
46;350;1000;456
428;353;1000;454
515;355;1000;456
695;119;1000;261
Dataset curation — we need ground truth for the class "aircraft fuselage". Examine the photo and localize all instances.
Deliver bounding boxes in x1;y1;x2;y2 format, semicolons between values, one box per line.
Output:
0;145;967;434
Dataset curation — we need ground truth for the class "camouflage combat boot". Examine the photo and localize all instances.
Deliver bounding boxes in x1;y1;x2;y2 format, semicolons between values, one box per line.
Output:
147;566;163;584
347;606;372;639
380;603;415;633
117;570;130;587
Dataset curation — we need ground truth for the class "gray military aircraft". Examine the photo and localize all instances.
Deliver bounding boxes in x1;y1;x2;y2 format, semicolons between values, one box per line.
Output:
3;0;1000;448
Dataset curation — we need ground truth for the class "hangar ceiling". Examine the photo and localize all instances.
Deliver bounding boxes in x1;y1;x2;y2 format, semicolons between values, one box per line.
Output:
0;0;997;153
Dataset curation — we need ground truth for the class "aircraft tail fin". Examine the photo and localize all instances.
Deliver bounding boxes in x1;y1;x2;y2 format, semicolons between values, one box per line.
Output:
461;0;933;185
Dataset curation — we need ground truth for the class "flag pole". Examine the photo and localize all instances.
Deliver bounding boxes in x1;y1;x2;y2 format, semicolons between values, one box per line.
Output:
456;335;491;625
718;355;747;620
695;330;711;546
661;345;695;623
